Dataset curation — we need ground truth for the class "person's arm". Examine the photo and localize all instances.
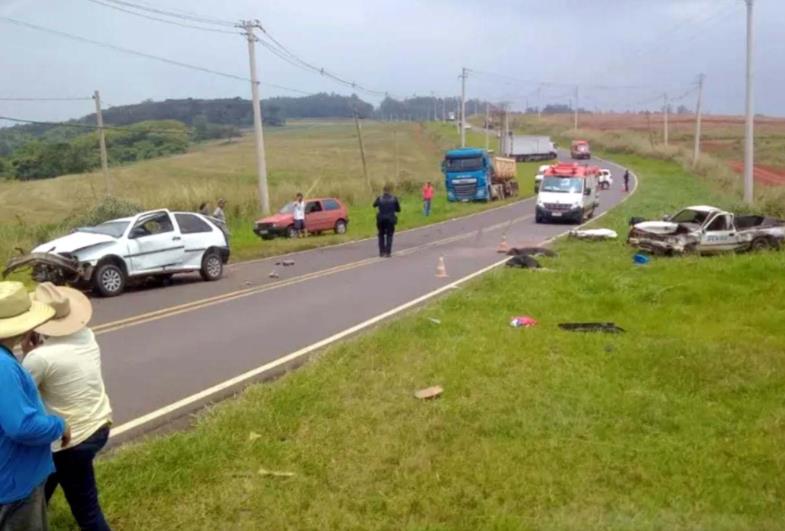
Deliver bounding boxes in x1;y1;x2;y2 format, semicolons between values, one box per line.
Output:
0;364;64;446
372;197;380;208
395;197;401;212
21;350;48;387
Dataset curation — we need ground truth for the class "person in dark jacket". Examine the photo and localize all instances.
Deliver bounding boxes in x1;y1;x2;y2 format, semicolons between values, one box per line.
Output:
623;170;630;192
373;184;401;258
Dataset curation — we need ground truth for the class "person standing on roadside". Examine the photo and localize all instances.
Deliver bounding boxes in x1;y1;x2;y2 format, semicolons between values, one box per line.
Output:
373;184;401;258
0;281;68;531
623;170;630;192
422;181;434;217
23;283;112;531
293;193;306;238
198;202;210;216
212;198;226;223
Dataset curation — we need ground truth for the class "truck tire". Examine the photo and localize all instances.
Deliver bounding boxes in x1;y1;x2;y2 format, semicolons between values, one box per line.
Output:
200;250;223;281
93;263;126;297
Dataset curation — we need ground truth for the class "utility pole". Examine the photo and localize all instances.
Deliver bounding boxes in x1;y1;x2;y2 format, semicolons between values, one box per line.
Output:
240;20;270;215
92;90;110;195
663;93;670;146
573;86;579;130
353;108;370;191
484;102;490;151
460;67;467;147
743;0;755;204
693;74;705;166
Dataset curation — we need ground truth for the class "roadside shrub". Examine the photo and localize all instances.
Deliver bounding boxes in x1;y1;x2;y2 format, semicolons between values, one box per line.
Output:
67;196;144;228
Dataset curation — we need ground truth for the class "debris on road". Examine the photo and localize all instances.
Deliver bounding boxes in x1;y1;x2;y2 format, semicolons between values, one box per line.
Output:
428;318;442;325
248;432;262;442
569;228;618;240
415;386;444;400
633;253;650;265
258;468;296;478
558;322;625;333
510;316;538;328
506;255;541;269
268;271;280;279
275;259;296;266
507;247;558;258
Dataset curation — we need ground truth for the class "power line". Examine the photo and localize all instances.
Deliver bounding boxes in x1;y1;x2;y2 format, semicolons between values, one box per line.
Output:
0;97;93;102
0;115;191;134
85;0;240;34
0;16;253;84
95;0;235;27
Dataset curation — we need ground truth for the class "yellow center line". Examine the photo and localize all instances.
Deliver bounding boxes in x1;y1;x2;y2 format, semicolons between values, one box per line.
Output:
93;212;533;336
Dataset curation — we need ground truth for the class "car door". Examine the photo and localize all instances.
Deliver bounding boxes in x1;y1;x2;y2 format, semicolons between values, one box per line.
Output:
700;213;735;253
304;200;329;232
126;211;186;273
174;213;218;269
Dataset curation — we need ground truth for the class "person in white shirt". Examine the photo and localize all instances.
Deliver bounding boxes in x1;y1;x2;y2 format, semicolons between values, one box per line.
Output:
293;193;306;238
22;283;112;531
212;198;226;223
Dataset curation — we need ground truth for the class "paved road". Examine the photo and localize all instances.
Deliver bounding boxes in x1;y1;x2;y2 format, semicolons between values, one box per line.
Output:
93;153;635;442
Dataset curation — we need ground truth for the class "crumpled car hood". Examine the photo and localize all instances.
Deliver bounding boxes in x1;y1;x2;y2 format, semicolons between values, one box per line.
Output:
632;221;681;235
32;231;117;254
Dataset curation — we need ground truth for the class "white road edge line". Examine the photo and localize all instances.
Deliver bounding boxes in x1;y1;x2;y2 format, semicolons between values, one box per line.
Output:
110;163;638;439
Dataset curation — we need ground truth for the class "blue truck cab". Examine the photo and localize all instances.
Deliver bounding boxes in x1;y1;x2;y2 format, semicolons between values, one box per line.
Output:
442;148;493;202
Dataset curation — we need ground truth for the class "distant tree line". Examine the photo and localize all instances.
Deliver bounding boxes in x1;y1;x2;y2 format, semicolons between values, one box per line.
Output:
0;93;373;181
376;96;491;121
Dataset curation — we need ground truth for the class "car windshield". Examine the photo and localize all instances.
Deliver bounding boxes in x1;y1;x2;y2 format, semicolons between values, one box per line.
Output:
541;177;583;193
278;202;295;215
78;220;129;238
444;157;484;172
671;209;710;224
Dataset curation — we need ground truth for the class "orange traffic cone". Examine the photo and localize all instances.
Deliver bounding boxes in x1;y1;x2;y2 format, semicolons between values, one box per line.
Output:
435;256;448;278
497;234;510;253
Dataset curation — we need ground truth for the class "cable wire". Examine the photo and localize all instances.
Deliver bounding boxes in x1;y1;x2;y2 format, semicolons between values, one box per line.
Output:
95;0;235;27
85;0;240;34
0;97;93;101
0;16;253;84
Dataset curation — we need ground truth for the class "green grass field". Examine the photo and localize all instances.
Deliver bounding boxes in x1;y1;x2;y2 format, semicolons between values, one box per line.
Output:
47;152;785;530
1;120;539;269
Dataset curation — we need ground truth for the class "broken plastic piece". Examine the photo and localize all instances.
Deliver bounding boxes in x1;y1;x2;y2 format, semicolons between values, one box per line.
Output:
268;271;280;278
558;322;625;333
258;468;295;478
415;385;443;400
633;253;650;265
507;247;558;258
510;316;538;328
569;229;618;240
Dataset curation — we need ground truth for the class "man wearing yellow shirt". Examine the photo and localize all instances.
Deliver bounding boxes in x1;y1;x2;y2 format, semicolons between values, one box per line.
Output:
23;283;112;531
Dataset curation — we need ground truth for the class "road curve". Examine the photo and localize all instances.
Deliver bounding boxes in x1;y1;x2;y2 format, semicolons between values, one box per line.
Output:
94;153;636;443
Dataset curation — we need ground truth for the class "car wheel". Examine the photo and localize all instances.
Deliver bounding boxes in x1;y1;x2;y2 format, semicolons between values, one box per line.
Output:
286;226;297;239
334;220;348;234
751;237;771;252
93;263;126;297
200;250;223;281
535;213;543;224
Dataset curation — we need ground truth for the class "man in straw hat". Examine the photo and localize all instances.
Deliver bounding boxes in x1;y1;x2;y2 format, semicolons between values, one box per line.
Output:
22;283;112;531
0;281;69;531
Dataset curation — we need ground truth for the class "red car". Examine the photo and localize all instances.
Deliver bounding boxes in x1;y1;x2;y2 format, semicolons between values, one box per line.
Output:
253;197;349;239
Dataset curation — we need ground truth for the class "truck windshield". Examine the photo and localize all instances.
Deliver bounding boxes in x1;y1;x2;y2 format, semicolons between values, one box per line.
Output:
444;157;484;172
541;177;583;193
671;209;710;224
78;221;129;238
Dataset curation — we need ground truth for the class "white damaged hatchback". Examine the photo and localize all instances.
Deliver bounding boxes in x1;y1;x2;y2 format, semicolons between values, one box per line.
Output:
3;209;230;297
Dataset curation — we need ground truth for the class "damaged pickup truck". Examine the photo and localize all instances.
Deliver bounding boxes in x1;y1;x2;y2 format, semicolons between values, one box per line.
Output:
3;209;230;297
627;205;785;255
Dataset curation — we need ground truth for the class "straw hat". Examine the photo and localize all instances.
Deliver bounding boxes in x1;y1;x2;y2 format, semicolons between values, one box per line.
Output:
0;281;55;340
32;282;93;337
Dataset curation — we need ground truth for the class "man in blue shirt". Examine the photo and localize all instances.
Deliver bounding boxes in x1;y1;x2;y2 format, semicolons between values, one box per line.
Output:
0;281;68;531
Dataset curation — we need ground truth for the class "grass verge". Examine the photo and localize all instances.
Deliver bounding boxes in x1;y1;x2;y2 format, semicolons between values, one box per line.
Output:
52;154;785;530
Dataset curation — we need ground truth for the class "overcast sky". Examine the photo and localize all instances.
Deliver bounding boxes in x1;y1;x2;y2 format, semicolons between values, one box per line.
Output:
0;0;783;123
